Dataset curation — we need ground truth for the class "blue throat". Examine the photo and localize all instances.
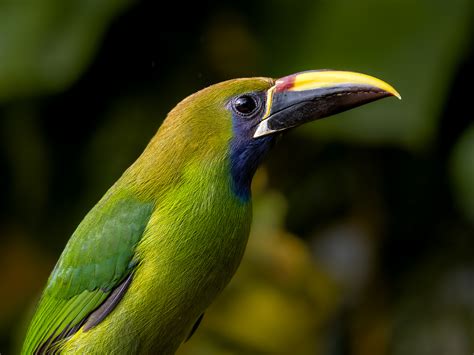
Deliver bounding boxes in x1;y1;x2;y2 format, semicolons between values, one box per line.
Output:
229;116;275;202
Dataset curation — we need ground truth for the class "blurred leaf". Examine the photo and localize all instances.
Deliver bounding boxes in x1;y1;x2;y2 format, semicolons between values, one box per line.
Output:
450;124;474;222
392;257;474;355
2;109;49;219
0;0;131;101
0;228;55;352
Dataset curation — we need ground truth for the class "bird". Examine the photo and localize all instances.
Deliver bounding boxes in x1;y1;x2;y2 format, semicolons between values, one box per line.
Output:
22;70;400;354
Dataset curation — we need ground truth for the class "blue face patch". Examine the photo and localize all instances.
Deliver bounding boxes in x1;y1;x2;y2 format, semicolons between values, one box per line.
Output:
228;92;275;201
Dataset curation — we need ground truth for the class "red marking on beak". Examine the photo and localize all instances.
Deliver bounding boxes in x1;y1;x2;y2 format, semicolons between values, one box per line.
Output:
275;74;296;92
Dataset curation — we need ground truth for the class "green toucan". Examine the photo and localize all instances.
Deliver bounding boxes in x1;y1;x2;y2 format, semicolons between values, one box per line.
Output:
22;70;400;354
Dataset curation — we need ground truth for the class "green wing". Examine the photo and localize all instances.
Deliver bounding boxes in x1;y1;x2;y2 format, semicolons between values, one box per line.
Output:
22;193;154;354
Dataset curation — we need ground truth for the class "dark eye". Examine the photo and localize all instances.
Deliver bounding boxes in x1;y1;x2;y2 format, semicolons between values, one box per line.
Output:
232;95;259;116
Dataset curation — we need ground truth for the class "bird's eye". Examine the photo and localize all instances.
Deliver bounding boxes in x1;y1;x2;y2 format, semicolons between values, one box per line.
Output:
232;95;259;116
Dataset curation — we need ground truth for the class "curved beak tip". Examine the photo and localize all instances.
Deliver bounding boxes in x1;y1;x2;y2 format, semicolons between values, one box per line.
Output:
380;82;401;100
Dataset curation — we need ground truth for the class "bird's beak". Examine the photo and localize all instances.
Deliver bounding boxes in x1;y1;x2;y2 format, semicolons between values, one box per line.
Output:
253;70;401;138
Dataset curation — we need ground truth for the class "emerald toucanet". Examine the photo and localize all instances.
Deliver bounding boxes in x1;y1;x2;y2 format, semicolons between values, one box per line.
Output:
22;70;400;354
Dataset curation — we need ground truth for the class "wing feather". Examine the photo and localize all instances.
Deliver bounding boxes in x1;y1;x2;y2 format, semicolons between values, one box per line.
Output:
22;194;154;354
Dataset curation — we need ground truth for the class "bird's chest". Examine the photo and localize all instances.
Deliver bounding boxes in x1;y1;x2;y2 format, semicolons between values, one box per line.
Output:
135;171;252;312
146;186;250;280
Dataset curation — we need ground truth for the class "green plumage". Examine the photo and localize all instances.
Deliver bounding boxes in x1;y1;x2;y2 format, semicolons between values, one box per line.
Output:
22;78;272;354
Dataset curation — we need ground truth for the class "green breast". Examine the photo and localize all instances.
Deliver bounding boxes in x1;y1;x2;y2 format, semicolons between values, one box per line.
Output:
136;156;253;319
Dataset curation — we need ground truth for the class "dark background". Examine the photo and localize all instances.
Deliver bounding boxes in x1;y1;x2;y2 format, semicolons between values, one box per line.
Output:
1;0;473;354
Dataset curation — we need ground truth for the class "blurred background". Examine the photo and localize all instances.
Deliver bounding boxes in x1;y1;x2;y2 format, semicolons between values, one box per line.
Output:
1;0;473;354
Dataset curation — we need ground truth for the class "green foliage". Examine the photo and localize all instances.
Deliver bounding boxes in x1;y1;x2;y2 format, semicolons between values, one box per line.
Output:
451;124;474;222
0;0;131;101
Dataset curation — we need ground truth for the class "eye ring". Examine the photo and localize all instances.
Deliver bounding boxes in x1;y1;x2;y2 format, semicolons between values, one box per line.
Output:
232;94;261;117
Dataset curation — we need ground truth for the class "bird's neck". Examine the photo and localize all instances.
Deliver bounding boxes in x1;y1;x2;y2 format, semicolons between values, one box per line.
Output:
120;131;241;205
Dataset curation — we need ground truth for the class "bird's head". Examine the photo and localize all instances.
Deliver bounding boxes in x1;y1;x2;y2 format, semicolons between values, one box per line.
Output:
153;70;400;201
